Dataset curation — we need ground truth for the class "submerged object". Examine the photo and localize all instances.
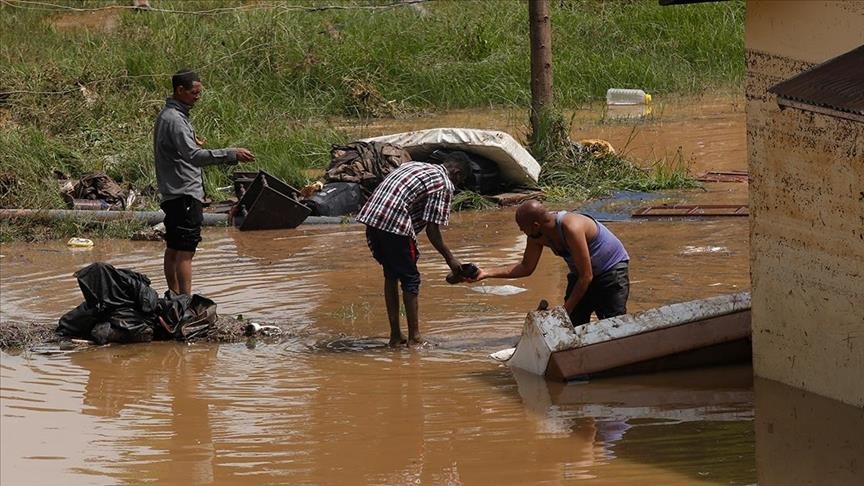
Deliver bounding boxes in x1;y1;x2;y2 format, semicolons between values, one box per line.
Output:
492;291;752;380
244;322;283;337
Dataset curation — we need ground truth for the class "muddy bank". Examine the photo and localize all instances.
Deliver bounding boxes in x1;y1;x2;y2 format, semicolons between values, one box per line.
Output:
0;316;295;350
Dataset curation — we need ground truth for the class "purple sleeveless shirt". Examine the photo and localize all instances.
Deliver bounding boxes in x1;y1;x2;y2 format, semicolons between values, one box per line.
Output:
550;211;629;275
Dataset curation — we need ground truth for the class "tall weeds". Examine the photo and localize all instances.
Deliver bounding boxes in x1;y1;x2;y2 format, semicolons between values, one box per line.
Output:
0;0;742;214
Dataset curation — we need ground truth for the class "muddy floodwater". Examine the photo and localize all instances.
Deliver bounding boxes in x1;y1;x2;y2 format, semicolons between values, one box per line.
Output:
6;95;853;485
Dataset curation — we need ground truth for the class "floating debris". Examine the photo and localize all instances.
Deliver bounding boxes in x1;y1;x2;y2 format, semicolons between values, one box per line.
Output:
470;285;527;296
244;322;283;337
681;246;729;255
66;237;94;248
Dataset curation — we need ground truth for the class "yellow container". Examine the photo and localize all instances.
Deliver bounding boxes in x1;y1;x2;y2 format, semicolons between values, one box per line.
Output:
66;237;94;248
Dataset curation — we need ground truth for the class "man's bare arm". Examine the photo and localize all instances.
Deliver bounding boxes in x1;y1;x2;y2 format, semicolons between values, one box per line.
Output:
426;223;461;273
474;239;543;280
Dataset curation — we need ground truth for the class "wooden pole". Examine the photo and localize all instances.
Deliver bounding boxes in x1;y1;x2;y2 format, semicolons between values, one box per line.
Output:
528;0;553;134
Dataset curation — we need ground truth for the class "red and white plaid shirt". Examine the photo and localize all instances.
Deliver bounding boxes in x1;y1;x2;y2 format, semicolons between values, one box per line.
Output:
356;162;454;238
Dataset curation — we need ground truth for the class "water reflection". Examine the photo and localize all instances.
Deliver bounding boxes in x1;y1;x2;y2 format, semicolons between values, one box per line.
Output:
512;366;756;483
71;343;218;484
5;332;859;485
755;377;864;485
2;344;760;486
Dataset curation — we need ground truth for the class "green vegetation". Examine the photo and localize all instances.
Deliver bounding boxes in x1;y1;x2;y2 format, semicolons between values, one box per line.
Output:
540;147;700;201
0;0;744;236
0;214;151;242
530;108;699;201
452;190;498;211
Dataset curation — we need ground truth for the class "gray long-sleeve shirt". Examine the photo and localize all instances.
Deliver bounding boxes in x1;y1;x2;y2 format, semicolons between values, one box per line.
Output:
153;97;237;203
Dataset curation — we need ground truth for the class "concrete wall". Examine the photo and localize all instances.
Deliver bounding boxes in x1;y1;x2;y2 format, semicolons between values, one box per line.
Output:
746;1;864;407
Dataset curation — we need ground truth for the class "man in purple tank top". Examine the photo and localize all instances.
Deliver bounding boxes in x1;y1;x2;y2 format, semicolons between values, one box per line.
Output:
471;200;630;326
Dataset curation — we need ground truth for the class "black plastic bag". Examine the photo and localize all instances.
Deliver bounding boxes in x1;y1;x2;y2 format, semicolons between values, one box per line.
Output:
305;182;365;216
155;293;217;341
57;262;159;343
428;149;504;195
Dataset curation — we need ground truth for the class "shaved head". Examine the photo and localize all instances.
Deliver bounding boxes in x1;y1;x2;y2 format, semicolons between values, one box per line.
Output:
515;200;552;240
515;200;547;226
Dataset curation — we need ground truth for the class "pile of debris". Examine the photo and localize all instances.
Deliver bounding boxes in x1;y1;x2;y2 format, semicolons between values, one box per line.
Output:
58;171;137;211
31;129;548;233
57;262;217;345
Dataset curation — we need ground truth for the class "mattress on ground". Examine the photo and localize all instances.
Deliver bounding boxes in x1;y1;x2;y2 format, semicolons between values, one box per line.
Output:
362;128;541;186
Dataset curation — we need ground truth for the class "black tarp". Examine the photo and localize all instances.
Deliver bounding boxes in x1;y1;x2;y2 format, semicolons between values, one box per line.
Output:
57;262;216;344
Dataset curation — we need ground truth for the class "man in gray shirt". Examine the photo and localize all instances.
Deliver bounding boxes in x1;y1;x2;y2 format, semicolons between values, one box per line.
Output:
154;69;255;295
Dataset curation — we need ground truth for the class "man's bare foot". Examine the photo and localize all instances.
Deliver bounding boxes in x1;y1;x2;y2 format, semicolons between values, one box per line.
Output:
388;334;407;348
407;336;427;347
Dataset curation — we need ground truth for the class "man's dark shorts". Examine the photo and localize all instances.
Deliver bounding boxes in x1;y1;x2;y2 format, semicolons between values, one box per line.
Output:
565;261;630;326
161;195;203;252
365;226;421;294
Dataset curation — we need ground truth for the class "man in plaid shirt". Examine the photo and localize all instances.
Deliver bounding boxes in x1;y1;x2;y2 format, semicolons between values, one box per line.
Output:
357;158;470;347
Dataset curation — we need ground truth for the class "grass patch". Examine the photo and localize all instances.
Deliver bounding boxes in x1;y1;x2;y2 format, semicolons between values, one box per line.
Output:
329;301;372;322
0;0;741;232
0;215;150;243
530;108;698;200
452;190;498;211
539;150;698;202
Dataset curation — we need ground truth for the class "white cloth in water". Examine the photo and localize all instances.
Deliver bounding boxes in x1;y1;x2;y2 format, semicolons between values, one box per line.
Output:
489;348;516;362
470;285;527;296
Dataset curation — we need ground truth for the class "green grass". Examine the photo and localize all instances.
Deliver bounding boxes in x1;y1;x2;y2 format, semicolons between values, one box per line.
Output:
451;190;498;211
540;149;700;202
531;108;699;201
0;0;742;229
0;215;150;243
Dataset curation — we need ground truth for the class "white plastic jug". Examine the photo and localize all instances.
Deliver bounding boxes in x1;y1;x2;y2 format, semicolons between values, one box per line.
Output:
606;88;652;105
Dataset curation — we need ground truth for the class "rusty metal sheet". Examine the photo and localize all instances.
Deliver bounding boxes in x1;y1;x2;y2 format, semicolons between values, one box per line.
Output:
695;170;749;183
769;45;864;117
632;204;748;217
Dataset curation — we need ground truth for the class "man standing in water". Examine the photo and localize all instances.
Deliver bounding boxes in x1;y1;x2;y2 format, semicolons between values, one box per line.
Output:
471;200;630;326
154;69;255;295
357;158;470;347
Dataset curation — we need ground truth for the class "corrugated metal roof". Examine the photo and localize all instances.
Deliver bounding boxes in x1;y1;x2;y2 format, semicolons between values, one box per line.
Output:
768;45;864;117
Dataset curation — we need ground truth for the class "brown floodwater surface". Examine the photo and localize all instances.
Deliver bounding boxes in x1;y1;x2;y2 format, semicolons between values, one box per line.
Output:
0;209;750;334
0;96;779;485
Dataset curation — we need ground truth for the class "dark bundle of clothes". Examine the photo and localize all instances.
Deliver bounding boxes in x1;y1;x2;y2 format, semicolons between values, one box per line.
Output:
303;141;412;217
57;262;217;345
60;172;131;210
325;141;412;191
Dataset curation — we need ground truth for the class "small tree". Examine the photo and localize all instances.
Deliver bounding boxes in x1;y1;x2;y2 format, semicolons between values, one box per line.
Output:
527;0;570;166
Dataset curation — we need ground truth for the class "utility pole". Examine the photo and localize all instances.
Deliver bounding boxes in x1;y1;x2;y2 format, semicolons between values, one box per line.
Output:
528;0;553;136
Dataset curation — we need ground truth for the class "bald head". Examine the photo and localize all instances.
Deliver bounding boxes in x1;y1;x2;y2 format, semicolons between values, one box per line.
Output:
515;200;548;226
515;200;552;239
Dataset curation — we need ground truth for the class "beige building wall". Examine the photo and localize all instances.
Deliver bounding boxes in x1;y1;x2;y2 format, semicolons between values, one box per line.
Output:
746;1;864;407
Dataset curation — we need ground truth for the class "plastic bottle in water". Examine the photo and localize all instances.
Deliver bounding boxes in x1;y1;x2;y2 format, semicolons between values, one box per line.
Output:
606;88;652;105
